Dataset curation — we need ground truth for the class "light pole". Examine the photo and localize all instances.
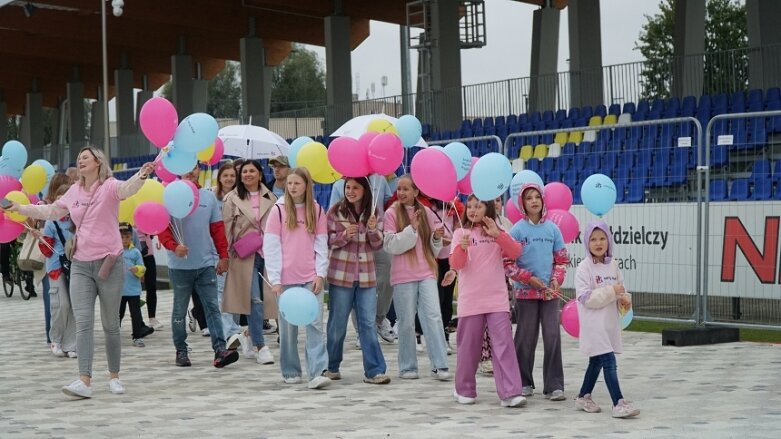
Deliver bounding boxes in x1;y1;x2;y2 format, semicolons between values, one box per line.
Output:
101;0;124;160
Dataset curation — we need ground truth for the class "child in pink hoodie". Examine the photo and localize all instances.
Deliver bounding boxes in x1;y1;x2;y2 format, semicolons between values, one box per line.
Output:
449;195;526;408
574;220;639;418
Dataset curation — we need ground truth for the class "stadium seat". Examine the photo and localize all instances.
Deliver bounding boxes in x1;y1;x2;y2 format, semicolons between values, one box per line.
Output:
567;131;583;145
519;145;534;161
751;177;773;200
710;180;728;201
553;132;568;145
729;179;750;201
547;142;561;158
710;145;728;168
622;102;636;115
533;144;548;160
614;180;625;203
608;104;621;116
603;114;618;126
617;113;632;126
626;180;645;203
766;87;781;104
507;114;518;126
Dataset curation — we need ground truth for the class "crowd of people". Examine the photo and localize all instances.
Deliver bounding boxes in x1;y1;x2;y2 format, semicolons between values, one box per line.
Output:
3;146;639;418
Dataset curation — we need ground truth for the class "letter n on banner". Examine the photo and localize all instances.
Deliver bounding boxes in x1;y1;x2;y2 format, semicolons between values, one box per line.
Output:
721;216;779;284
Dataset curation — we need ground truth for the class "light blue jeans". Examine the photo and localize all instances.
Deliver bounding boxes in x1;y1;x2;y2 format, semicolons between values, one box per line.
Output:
278;283;327;380
393;278;449;374
247;254;266;347
216;273;241;338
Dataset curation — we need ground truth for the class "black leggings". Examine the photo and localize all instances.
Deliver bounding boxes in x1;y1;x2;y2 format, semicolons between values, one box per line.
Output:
119;296;146;339
143;254;157;318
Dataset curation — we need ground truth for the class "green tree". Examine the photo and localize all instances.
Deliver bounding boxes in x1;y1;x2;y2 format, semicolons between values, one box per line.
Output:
635;0;748;99
207;61;241;119
271;44;326;115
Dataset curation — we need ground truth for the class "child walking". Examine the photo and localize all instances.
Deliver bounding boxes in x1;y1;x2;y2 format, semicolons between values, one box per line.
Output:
264;167;331;389
505;183;569;400
383;175;451;381
574;220;639;418
118;224;154;347
449;195;525;407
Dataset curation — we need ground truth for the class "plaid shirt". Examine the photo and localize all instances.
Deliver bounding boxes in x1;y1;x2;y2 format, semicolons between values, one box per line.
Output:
326;206;384;288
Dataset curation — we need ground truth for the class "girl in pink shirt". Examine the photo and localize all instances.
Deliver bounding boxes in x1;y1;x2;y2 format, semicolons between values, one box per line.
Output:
383;175;450;381
449;195;526;407
263;167;330;390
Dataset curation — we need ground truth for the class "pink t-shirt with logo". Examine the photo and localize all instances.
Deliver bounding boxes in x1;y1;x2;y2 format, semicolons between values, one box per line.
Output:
384;204;442;285
54;179;124;262
265;203;327;285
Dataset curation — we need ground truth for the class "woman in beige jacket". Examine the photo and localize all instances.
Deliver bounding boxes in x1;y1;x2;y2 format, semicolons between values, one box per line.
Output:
222;160;278;364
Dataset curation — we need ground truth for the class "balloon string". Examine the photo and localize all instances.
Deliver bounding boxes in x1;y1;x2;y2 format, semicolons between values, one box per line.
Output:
258;270;273;288
451;200;470;261
22;223;55;254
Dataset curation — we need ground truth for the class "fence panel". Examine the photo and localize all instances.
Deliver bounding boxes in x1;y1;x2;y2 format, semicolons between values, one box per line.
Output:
703;111;781;330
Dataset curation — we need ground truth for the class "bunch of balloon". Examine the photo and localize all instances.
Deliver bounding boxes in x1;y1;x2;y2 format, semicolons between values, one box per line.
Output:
0;140;57;243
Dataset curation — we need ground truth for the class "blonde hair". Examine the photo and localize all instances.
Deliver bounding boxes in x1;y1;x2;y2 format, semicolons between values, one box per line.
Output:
393;175;437;274
77;146;113;187
284;167;317;233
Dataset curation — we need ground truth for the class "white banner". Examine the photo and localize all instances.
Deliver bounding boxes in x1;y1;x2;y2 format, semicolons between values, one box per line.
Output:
562;202;781;299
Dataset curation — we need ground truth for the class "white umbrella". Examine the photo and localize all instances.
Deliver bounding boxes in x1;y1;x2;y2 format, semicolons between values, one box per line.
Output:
217;124;290;160
331;113;428;148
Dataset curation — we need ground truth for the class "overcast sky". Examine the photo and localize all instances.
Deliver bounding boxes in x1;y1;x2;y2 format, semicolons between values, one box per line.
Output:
306;0;662;99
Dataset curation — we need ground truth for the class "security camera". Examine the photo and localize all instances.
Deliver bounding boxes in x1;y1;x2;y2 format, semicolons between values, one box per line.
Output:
111;0;124;17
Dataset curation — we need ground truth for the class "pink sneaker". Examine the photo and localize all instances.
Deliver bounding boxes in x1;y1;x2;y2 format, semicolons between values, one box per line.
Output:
575;394;601;413
612;399;640;418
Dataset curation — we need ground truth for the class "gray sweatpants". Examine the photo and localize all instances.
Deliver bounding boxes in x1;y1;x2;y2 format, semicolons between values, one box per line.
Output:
374;249;393;325
70;257;125;377
513;299;564;394
48;275;76;353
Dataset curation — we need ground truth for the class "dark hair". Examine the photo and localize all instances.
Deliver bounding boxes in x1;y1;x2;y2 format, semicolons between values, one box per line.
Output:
235;160;269;200
44;173;72;204
214;162;237;201
461;194;498;228
337;177;373;225
119;222;133;234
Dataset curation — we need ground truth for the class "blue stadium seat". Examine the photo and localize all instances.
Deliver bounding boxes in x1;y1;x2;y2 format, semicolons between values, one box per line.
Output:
495;115;506;127
581;106;593;120
626;180;645;203
542;110;554;123
555;109;568;121
748;89;763;107
730;91;746;113
507;114;518;126
710;145;728;168
710;180;728;201
529;112;542;124
751;178;773;200
766;87;781;104
637;99;650;114
668;163;687;186
562;169;577;188
729;179;750;201
526;159;540;173
594;105;607;118
518;113;529;125
567;107;580;121
484;117;494;129
622;102;636;115
773;160;781;186
614;180;625;203
608;103;621;116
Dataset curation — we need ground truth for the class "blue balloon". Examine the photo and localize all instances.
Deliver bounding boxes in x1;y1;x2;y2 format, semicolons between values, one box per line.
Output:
510;170;544;208
288;137;313;168
621;308;634;329
2;140;28;170
278;287;319;326
173;113;219;153
395;115;422;148
163;180;196;219
469;152;512;201
162;146;198;175
581;173;617;216
443;142;472;181
0;157;23;179
33;159;55;197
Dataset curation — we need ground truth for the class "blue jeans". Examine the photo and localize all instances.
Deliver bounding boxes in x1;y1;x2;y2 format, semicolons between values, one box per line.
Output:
216;273;241;338
169;267;226;353
247;254;266;347
578;352;624;406
393;278;449;374
279;283;327;380
327;283;387;378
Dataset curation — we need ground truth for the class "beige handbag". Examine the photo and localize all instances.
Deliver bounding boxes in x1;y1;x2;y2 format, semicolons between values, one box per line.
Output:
17;232;45;271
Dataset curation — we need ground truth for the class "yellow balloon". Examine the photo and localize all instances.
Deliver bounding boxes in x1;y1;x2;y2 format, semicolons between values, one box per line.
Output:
119;196;137;225
296;142;342;184
21;164;47;194
367;119;399;136
5;190;30;223
135;179;165;204
197;143;215;162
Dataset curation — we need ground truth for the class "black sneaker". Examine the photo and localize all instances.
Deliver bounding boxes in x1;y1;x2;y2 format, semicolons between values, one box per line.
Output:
213;350;239;368
137;326;155;339
175;351;191;367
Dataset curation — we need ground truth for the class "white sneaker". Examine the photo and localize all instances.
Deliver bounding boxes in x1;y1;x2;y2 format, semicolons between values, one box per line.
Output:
108;378;125;395
307;375;332;390
283;376;302;384
430;369;452;381
256;346;274;365
416;336;424;353
377;319;395;343
521;386;534;397
149;318;163;329
50;343;65;357
239;334;256;359
62;380;92;399
453;391;476;405
67;351;77;358
399;371;419;379
546;389;566;401
501;395;527;408
201;328;210;337
354;338;362;350
226;333;241;350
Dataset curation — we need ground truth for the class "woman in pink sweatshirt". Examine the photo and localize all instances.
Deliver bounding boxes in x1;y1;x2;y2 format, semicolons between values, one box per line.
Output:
449;195;526;407
7;146;154;399
574;220;639;418
263;167;331;390
383;175;450;381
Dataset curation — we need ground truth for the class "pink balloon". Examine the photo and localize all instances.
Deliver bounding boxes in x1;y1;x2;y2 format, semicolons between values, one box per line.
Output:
27;194;39;204
0;175;22;199
504;199;525;224
410;148;457;201
140;97;178;148
368;133;403;175
155;160;177;183
544;182;573;211
182;180;201;216
545;208;580;243
456;157;479;195
328;137;371;177
0;214;24;243
206;138;224;166
358;132;379;149
561;300;579;338
133;202;170;235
